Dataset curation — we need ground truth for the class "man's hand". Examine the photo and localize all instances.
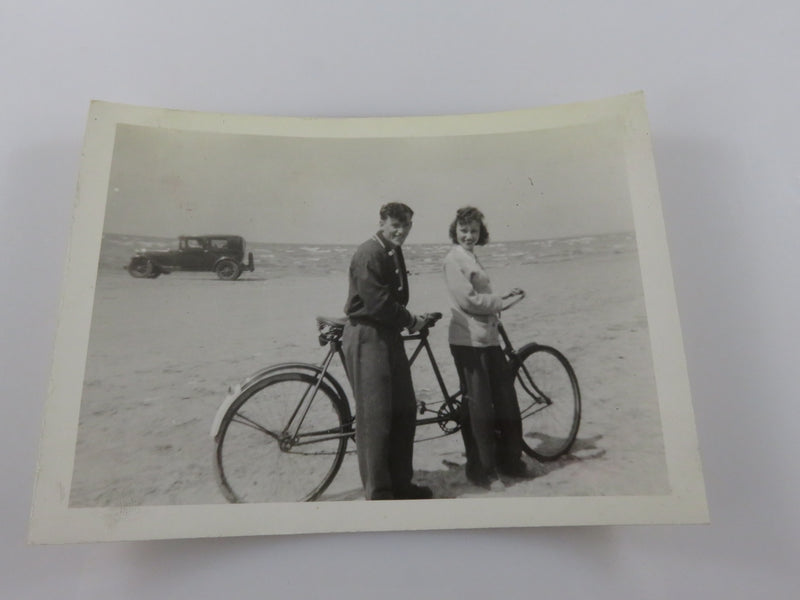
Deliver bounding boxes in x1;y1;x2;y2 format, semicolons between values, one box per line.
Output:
407;313;427;334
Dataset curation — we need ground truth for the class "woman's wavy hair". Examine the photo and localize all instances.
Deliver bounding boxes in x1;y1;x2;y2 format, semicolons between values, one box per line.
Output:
449;206;490;245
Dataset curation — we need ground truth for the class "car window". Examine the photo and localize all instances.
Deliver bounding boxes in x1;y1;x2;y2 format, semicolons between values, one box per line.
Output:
209;239;230;249
186;239;204;249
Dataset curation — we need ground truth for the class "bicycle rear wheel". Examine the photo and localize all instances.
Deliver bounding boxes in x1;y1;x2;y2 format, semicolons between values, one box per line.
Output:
512;344;580;461
214;371;351;502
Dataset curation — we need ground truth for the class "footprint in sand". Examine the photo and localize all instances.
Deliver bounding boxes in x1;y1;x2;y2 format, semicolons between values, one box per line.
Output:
571;448;605;460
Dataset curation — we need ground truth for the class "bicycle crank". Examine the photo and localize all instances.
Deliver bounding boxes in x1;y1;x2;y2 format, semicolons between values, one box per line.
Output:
437;399;462;434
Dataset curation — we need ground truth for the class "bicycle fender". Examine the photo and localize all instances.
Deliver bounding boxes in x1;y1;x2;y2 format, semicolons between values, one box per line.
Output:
210;384;242;440
237;362;324;394
210;363;352;440
243;362;351;409
210;366;305;440
210;369;301;440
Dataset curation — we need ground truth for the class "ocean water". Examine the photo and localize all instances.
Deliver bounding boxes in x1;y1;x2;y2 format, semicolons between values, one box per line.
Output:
98;231;637;278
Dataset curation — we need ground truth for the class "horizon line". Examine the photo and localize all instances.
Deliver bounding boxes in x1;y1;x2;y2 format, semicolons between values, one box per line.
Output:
102;229;636;247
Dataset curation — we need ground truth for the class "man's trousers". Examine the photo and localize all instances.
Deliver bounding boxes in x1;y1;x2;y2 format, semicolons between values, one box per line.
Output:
342;321;416;500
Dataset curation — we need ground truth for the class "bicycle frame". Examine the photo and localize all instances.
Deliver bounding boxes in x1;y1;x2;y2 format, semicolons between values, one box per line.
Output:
281;349;344;446
310;319;523;433
403;327;464;426
212;299;537;446
498;323;548;411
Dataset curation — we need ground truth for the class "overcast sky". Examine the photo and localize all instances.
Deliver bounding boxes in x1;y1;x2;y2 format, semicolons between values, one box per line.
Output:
104;119;633;245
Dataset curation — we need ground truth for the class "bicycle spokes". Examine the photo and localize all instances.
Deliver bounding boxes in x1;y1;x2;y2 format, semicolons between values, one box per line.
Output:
215;372;350;502
229;411;281;441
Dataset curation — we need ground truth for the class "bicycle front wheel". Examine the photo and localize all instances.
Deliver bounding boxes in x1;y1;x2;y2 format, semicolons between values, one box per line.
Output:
214;372;351;503
512;344;581;461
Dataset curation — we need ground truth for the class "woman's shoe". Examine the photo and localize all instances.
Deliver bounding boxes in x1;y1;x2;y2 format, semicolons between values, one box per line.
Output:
466;467;503;491
488;479;506;492
467;473;491;488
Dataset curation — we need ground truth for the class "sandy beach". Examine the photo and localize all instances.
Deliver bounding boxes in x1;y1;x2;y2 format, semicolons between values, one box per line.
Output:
69;245;669;507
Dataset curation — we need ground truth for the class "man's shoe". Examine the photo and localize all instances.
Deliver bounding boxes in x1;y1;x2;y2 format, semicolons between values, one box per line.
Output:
370;490;395;500
395;484;433;500
498;461;534;479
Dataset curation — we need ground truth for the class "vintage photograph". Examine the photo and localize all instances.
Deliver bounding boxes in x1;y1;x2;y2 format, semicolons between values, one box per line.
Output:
30;94;708;542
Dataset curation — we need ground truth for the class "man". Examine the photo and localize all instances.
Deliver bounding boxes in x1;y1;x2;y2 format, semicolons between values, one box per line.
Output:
342;202;433;500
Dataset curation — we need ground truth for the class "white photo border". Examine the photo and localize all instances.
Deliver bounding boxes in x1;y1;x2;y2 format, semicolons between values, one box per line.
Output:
29;93;708;543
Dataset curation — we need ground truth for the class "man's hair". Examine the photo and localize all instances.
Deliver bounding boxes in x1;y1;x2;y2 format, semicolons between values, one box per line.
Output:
380;202;414;223
449;206;490;245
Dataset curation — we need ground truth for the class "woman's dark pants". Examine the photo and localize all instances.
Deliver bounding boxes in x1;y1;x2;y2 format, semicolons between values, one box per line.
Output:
450;344;523;482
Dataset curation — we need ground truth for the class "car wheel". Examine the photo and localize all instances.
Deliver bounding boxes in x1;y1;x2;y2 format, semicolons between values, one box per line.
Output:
216;259;242;280
128;258;154;278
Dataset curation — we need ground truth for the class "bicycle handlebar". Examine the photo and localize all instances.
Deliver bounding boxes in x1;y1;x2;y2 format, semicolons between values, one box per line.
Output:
423;312;443;327
501;289;526;311
419;290;522;331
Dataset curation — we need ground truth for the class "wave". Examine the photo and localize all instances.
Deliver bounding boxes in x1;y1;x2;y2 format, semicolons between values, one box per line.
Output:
98;232;636;277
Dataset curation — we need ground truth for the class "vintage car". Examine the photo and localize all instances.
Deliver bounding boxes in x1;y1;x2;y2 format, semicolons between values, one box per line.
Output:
126;235;255;280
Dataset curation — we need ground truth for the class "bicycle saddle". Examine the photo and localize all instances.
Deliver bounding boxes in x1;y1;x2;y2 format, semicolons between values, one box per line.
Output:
316;316;347;329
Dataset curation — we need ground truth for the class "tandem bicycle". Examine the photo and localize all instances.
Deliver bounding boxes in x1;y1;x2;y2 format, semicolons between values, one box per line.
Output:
210;290;580;502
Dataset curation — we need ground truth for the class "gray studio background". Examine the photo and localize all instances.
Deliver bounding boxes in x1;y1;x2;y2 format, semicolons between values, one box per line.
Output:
2;1;798;598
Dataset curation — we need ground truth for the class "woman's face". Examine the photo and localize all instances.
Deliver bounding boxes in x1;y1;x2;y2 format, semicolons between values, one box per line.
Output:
456;220;481;252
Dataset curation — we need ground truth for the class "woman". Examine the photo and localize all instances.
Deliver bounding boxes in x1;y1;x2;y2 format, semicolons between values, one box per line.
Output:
443;206;530;490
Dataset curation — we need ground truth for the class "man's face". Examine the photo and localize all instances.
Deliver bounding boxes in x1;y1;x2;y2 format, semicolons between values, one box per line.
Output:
379;216;413;247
